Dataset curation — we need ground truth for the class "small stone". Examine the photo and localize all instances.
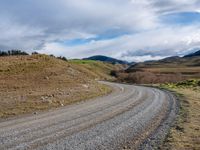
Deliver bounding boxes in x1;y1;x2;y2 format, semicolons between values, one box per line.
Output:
41;96;45;100
82;84;89;88
44;76;49;80
48;95;53;98
123;146;128;149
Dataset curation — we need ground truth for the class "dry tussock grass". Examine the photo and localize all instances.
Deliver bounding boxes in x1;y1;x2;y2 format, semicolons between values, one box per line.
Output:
0;55;111;118
162;87;200;150
116;71;186;84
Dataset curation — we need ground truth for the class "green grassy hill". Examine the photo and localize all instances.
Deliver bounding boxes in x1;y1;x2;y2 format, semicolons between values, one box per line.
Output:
70;59;124;80
83;55;130;65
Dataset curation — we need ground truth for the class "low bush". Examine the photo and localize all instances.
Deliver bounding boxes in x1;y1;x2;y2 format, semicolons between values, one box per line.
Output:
57;56;68;61
116;71;186;84
175;79;200;87
0;50;28;56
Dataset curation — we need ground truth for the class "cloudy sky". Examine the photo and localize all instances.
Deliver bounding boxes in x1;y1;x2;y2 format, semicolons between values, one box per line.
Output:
0;0;200;62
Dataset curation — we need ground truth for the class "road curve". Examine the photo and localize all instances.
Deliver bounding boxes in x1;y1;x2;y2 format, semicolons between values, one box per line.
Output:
0;82;177;150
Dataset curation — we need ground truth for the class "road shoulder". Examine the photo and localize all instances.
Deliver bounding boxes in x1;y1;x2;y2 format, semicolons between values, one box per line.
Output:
160;83;200;149
137;88;179;150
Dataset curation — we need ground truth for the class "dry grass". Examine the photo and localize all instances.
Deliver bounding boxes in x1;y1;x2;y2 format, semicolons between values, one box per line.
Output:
0;55;112;118
144;67;200;74
116;71;186;84
116;65;200;84
70;59;124;80
162;86;200;150
127;67;200;79
126;57;200;81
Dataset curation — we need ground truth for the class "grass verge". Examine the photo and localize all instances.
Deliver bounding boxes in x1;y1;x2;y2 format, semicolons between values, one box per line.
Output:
160;80;200;150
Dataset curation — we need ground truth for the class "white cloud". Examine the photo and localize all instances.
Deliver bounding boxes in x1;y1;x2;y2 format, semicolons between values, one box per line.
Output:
0;0;200;61
39;25;200;62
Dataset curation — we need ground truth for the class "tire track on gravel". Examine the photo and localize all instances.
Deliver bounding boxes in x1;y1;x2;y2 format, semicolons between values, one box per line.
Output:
0;82;177;150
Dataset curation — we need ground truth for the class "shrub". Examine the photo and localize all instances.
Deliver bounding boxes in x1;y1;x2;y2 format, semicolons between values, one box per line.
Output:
197;80;200;86
176;79;200;87
110;70;117;77
116;71;186;84
0;50;28;56
49;54;55;57
57;56;68;61
32;51;39;55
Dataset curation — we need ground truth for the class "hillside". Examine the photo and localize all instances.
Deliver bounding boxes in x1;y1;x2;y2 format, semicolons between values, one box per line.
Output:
0;55;114;118
70;59;124;80
184;50;200;57
83;55;130;65
129;55;200;68
127;53;200;76
115;51;200;84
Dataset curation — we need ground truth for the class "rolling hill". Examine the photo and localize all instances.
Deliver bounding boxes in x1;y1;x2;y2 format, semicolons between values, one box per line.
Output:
83;55;130;65
70;59;124;80
0;54;120;118
184;50;200;57
128;51;200;69
115;50;200;84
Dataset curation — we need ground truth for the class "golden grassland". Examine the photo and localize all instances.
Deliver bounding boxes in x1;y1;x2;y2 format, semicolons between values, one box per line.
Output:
144;67;200;74
161;80;200;150
69;59;124;80
116;55;200;83
0;55;115;119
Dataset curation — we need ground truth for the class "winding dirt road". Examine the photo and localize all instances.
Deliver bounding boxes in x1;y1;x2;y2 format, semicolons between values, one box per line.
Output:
0;82;177;150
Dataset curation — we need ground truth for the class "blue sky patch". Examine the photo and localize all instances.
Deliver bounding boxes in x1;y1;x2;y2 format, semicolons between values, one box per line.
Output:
161;12;200;25
61;29;129;46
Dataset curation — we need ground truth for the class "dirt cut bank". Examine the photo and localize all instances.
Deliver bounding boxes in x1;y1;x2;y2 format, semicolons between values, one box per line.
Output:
0;54;112;118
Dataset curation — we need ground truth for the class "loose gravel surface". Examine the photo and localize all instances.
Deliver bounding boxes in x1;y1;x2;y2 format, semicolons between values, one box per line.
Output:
0;82;177;150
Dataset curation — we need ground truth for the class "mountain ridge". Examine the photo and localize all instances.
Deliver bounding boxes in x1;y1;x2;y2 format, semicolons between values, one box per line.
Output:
184;50;200;58
83;55;132;65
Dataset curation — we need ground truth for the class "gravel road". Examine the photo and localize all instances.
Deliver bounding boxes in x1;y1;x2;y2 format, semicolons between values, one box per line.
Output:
0;82;177;150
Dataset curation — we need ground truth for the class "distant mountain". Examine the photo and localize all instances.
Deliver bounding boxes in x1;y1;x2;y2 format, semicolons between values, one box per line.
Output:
116;50;200;84
127;50;200;74
184;50;200;57
83;55;132;65
159;56;181;63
